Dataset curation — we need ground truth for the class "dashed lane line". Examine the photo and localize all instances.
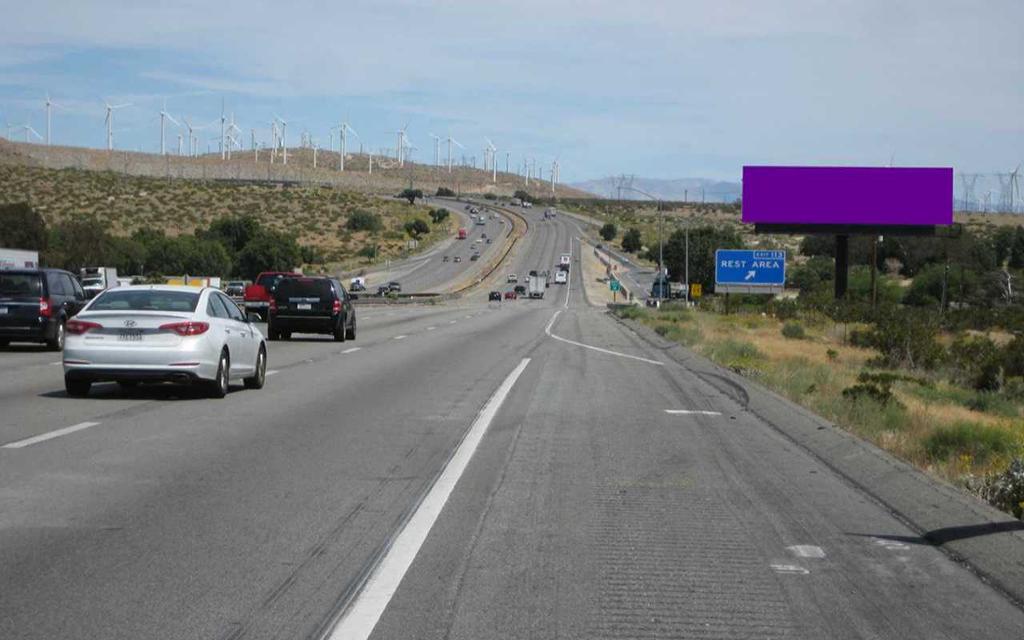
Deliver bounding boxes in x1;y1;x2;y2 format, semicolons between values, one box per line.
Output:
3;421;101;449
665;409;722;416
342;347;362;354
393;335;407;340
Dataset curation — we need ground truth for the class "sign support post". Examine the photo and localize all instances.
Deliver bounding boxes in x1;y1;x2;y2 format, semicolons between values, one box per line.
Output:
835;235;849;300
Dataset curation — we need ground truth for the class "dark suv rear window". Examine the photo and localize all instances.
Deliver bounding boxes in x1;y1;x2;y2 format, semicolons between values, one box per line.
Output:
275;278;335;299
0;272;43;296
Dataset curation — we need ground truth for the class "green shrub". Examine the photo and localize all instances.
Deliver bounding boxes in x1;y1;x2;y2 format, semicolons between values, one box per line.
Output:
346;210;383;232
924;422;1018;463
616;306;646;320
599;223;617;241
975;458;1024;518
842;383;897;406
948;334;1001;390
781;322;806;340
826;349;839;361
483;193;498;200
435;187;456;197
654;324;671;336
964;393;1020;418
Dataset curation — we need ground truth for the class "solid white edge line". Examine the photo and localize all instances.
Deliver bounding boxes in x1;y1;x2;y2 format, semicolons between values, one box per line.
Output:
545;310;664;366
3;421;101;449
326;357;532;640
266;370;280;376
665;409;722;416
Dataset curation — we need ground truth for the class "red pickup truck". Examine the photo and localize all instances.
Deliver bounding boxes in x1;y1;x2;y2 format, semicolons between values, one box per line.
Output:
457;228;467;240
244;271;298;321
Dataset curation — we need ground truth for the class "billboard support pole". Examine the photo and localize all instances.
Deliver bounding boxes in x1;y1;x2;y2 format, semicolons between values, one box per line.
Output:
835;235;849;300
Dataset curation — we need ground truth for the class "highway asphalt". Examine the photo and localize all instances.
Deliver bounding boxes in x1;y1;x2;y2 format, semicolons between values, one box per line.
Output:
1;208;1022;639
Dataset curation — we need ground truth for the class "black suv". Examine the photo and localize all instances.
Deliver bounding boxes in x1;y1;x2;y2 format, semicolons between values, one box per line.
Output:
0;268;87;350
268;276;355;342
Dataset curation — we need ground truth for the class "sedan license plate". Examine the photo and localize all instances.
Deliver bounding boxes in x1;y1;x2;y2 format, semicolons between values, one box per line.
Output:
297;303;312;310
118;329;143;342
0;307;7;315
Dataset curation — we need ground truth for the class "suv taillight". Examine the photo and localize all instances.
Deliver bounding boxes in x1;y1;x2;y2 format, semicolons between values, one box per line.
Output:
332;299;341;315
269;298;278;313
159;321;210;336
67;319;103;335
39;297;53;318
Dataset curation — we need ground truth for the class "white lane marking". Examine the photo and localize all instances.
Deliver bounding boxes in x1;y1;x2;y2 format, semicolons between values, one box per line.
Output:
564;240;573;309
266;369;280;376
464;315;473;319
50;361;62;366
787;545;826;559
665;409;722;416
873;538;910;550
326;358;532;640
3;421;101;449
771;563;810;575
449;320;457;324
545;310;664;366
393;335;407;340
426;326;436;331
342;347;362;354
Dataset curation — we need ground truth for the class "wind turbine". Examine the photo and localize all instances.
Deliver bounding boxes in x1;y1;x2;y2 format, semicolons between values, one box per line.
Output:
44;93;59;146
103;101;132;151
332;120;359;171
428;133;441;167
16;123;43;143
445;135;463;173
485;138;497;183
273;114;288;164
159;100;180;156
395;123;409;166
226;114;242;160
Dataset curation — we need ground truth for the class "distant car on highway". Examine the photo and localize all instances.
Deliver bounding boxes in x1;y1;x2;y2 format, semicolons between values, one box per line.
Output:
268;277;355;342
442;255;450;262
504;290;517;300
62;285;266;398
377;285;391;296
0;268;88;351
507;274;517;283
513;285;526;296
554;271;568;284
488;291;502;302
224;281;246;298
454;256;462;262
486;238;492;244
470;254;480;261
388;281;402;292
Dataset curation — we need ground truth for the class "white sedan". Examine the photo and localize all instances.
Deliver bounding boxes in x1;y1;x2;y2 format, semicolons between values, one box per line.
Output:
62;285;267;398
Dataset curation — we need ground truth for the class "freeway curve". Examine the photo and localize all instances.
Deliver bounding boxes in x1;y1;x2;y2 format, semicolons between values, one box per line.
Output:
1;207;1023;639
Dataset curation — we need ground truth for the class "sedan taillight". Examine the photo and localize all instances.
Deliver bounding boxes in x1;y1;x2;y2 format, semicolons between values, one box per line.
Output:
66;319;103;335
159;321;210;336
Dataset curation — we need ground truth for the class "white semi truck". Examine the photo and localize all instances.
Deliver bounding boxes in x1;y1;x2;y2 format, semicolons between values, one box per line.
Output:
80;267;120;298
0;248;39;270
529;273;547;298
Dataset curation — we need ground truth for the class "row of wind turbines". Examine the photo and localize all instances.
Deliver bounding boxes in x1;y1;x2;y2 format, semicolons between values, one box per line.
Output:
2;95;563;189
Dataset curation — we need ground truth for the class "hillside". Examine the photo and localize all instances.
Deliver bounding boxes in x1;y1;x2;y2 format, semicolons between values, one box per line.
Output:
0;160;449;265
0;138;591;201
570;176;742;203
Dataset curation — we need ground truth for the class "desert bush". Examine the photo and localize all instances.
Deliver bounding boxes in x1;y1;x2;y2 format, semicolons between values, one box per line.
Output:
599;223;617;241
924;422;1017;464
974;458;1024;518
615;305;646;320
346;210;383;232
781;322;806;340
435;187;456;197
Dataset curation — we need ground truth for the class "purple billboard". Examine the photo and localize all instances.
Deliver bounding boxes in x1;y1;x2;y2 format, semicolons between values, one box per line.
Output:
742;166;953;226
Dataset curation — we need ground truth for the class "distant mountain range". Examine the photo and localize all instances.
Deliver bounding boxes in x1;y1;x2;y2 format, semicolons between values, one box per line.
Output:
569;176;742;203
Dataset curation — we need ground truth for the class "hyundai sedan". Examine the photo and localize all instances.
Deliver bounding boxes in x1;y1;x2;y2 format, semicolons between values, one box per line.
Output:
62;286;267;398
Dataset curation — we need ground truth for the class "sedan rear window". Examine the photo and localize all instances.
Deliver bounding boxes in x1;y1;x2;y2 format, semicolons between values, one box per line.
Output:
0;273;43;296
89;289;200;312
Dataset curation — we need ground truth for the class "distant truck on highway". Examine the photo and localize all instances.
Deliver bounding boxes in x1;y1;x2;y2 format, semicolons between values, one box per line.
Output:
559;253;571;271
80;267;119;298
457;228;468;240
529;273;547;298
0;248;40;270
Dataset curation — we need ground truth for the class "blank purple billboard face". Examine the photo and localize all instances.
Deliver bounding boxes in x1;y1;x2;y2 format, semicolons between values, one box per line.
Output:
742;166;953;226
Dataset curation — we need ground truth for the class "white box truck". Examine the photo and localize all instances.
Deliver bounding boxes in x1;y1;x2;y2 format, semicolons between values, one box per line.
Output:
80;267;119;298
529;273;547;298
0;248;39;269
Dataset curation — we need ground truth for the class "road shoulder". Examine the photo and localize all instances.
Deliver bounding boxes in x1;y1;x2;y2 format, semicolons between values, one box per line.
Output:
610;311;1024;607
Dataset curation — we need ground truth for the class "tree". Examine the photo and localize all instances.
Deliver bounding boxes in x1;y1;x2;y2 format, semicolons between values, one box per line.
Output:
404;219;430;239
621;228;643;253
513;189;533;203
43;218;115;270
200;215;264;253
1009;227;1024;269
236;233;301;279
429;208;450;224
435;187;456;197
599;223;617;241
346;210;383;232
399;188;423;205
0;202;47;251
660;225;744;289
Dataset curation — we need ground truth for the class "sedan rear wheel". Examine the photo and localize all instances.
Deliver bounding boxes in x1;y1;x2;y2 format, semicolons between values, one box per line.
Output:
244;346;267;390
208;350;230;398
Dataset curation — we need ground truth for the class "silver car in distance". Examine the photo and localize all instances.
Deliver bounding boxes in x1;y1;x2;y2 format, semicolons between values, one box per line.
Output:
62;285;267;398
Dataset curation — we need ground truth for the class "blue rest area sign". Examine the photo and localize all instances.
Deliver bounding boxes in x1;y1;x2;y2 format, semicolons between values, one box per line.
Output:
715;249;786;289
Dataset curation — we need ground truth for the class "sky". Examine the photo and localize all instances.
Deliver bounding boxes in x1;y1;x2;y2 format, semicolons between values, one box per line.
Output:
0;0;1021;182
